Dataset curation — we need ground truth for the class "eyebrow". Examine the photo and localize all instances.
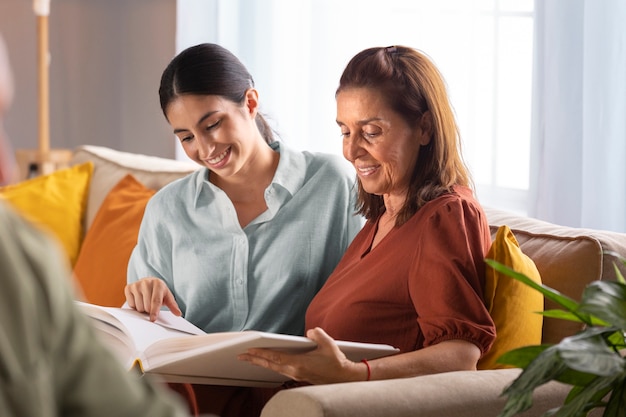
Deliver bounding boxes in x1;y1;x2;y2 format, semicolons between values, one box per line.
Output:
173;111;219;134
336;117;385;126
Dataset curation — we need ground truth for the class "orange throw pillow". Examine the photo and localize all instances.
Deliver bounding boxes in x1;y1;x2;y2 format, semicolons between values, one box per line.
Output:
73;174;155;306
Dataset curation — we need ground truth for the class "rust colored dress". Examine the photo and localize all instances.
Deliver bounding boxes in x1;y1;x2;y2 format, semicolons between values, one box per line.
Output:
306;186;496;355
186;186;496;417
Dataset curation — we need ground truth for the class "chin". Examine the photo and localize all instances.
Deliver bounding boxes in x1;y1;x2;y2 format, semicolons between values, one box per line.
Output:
359;181;383;195
362;188;384;196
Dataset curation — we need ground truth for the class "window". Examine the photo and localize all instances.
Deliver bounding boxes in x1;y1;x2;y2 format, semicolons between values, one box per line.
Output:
177;0;534;213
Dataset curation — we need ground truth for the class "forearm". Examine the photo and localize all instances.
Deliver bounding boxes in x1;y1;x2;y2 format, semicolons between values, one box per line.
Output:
363;340;481;381
240;331;482;386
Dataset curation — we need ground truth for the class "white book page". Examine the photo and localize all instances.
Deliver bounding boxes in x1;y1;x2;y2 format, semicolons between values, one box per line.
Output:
76;302;205;352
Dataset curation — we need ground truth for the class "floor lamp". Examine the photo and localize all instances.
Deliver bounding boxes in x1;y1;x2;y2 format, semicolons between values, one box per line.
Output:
15;0;72;180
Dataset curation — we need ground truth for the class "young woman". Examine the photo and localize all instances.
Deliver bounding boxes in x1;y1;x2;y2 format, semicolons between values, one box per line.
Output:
123;43;363;417
125;43;362;337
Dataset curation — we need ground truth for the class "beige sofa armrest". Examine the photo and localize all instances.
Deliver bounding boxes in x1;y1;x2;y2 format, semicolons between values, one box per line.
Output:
261;369;577;417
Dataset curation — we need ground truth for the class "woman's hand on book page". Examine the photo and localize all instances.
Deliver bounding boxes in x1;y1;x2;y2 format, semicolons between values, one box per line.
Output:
124;277;182;322
238;327;369;385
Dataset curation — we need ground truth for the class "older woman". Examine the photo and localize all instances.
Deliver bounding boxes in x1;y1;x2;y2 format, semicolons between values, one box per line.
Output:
240;45;496;386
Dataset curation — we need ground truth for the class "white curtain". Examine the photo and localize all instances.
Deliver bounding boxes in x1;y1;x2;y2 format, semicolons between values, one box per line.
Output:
529;0;626;232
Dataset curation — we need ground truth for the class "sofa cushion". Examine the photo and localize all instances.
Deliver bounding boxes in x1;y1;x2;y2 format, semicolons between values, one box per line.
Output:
479;225;543;369
484;207;626;344
260;368;573;417
73;174;156;307
0;161;93;267
70;145;198;230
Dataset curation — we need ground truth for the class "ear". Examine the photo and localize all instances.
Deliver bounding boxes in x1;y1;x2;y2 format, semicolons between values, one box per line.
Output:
418;111;433;146
244;88;260;119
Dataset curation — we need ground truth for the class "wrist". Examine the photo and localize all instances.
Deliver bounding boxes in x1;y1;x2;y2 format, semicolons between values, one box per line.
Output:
361;359;371;381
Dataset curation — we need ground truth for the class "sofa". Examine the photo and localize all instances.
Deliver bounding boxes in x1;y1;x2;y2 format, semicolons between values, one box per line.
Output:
7;145;626;417
260;210;626;417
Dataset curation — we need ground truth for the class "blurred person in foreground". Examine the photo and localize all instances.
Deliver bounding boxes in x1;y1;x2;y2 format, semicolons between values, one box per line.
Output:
0;34;194;417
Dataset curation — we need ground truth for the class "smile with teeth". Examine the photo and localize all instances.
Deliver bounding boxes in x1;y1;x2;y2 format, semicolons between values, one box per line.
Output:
208;147;231;164
357;165;379;176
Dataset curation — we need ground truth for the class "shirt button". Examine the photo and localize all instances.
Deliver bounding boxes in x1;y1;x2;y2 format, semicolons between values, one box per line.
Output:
237;279;244;285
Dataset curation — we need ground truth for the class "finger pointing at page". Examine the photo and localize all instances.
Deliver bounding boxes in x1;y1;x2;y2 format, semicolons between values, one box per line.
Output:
124;277;181;321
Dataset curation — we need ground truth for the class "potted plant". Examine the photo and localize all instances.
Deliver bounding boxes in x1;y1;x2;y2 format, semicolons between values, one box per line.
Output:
484;258;626;417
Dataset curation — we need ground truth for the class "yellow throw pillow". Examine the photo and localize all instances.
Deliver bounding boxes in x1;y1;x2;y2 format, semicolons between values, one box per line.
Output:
0;162;93;267
478;225;544;370
73;174;155;307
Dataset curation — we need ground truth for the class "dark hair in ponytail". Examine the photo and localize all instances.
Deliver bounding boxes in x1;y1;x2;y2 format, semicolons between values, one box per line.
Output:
159;43;275;144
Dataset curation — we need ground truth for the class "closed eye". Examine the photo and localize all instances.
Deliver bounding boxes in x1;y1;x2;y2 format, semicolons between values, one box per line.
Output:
206;120;221;131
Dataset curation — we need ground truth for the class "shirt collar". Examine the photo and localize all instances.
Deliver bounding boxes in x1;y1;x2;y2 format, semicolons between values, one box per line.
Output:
268;141;306;197
192;141;306;204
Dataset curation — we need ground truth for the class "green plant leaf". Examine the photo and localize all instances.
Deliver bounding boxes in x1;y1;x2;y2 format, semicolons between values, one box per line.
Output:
492;256;626;417
553;372;625;417
579;281;626;330
613;261;626;285
604;377;626;417
541;309;581;321
606;331;626;350
558;330;625;376
497;345;608;387
562;384;607;406
556;369;600;387
498;346;569;417
603;254;626;284
541;309;605;326
497;345;551;368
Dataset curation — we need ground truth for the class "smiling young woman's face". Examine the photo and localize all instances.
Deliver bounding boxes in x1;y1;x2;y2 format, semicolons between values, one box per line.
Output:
166;90;261;179
336;87;427;198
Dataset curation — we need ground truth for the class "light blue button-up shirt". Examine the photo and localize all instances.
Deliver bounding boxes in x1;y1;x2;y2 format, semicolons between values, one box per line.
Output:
127;142;362;335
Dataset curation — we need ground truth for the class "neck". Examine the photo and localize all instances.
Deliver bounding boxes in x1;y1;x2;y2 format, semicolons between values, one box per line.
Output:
382;192;406;218
213;140;279;202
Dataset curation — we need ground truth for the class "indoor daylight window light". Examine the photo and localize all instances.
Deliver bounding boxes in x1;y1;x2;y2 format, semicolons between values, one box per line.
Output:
175;0;534;213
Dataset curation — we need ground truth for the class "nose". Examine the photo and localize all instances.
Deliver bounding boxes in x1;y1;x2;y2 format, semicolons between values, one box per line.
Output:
195;134;217;160
343;133;362;163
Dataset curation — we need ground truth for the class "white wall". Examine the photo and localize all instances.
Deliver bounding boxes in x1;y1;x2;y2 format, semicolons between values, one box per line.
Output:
0;0;177;158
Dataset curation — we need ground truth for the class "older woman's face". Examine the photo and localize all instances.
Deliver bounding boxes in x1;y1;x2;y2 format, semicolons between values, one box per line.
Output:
337;87;427;197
